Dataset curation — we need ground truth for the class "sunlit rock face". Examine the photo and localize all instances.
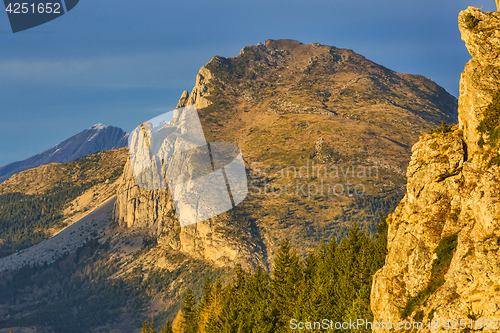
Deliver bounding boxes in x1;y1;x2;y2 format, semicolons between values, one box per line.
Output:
371;7;500;331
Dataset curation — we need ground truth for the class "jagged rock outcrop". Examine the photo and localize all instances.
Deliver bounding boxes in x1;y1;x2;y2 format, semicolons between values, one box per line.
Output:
177;66;213;110
114;158;262;268
115;101;262;268
371;7;500;330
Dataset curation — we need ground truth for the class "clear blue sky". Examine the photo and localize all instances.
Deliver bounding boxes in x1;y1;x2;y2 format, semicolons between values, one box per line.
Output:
0;0;495;167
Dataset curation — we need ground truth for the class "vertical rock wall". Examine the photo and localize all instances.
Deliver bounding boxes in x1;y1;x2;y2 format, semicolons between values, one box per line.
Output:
371;7;500;331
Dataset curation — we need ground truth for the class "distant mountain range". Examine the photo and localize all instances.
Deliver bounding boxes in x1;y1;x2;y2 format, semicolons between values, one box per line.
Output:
0;123;129;183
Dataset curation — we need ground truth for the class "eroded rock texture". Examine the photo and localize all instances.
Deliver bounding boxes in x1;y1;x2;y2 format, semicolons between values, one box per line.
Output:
371;7;500;331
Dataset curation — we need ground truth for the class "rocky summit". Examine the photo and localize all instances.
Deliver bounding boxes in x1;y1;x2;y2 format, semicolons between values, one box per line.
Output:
371;7;500;330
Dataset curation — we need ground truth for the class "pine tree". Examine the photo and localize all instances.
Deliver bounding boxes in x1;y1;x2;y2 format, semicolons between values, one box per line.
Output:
172;310;185;333
216;268;245;333
182;288;198;333
271;238;303;329
297;246;325;322
200;275;212;309
197;276;213;333
245;266;276;332
150;318;157;333
161;320;173;333
205;279;223;333
141;320;150;333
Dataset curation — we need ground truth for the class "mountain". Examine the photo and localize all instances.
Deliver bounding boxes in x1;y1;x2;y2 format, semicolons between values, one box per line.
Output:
115;39;458;269
0;123;129;183
371;7;500;328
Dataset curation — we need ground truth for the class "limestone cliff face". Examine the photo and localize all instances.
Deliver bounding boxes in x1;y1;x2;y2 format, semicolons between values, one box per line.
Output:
371;7;500;330
114;159;263;268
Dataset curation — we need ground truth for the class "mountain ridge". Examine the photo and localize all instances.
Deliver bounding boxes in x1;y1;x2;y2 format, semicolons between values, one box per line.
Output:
0;123;129;184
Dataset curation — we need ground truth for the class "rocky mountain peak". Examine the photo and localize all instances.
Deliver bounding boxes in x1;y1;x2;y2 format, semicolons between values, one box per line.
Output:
180;39;457;127
116;39;460;270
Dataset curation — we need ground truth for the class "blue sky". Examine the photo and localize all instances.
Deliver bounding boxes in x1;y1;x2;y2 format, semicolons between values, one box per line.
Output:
0;0;496;167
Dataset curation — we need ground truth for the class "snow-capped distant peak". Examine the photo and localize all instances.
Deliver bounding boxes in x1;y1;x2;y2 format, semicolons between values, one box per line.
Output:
89;123;108;131
0;123;129;183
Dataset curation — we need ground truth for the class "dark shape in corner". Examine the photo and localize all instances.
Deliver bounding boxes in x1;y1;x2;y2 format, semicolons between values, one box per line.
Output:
3;0;79;33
